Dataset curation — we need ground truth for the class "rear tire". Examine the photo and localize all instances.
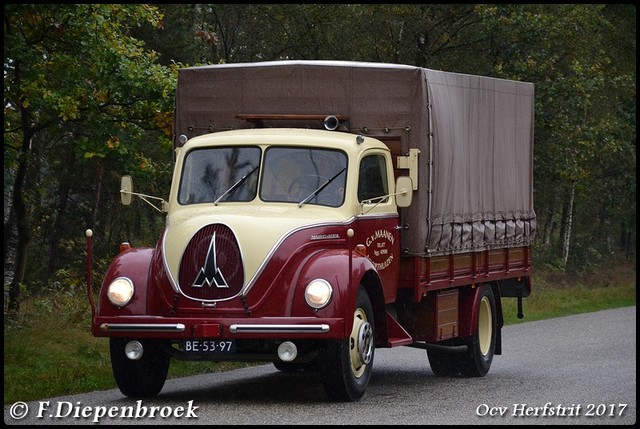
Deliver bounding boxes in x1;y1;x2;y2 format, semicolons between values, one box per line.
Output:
460;284;497;376
318;287;375;402
110;338;170;398
427;284;497;377
427;346;464;376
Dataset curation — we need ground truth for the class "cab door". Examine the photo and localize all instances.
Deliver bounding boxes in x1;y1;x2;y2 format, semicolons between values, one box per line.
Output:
353;152;401;303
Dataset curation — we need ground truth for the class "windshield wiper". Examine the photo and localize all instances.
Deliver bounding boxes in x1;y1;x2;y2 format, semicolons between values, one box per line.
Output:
213;166;259;205
298;167;346;207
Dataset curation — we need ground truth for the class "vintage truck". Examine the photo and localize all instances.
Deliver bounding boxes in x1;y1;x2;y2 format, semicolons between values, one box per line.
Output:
86;60;535;402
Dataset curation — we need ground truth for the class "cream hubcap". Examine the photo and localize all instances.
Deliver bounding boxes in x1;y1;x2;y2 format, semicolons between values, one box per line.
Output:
349;308;373;377
478;296;493;356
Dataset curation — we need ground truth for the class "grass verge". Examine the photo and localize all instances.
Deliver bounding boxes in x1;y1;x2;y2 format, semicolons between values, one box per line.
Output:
502;262;636;325
4;263;635;404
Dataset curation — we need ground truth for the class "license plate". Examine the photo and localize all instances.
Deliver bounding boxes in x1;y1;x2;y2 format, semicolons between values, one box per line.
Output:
183;339;235;354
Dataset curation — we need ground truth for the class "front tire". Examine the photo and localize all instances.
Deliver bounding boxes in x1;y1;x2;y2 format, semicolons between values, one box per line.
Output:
110;338;170;398
319;287;375;402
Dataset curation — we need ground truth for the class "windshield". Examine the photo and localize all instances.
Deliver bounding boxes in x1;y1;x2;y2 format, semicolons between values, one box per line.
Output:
178;147;261;205
177;146;347;207
260;147;347;207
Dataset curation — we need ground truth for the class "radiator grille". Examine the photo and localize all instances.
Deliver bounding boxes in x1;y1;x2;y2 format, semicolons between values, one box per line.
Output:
178;224;243;300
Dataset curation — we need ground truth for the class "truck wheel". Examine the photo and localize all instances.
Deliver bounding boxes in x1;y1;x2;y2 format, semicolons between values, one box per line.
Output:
427;284;497;377
110;338;170;398
318;287;375;402
460;284;497;377
426;346;464;376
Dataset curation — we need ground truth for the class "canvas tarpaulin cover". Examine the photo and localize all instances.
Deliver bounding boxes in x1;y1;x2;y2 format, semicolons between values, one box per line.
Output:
174;60;536;257
423;69;535;256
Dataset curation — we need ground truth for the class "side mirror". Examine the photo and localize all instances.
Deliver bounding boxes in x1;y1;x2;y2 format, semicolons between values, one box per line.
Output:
121;175;133;206
395;176;413;208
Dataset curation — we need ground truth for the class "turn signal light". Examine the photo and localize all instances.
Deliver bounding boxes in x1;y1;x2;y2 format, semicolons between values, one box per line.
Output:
355;244;367;257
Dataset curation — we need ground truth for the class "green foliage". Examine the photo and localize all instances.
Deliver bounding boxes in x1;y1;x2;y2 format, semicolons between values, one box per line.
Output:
4;4;178;293
501;261;636;325
475;4;635;266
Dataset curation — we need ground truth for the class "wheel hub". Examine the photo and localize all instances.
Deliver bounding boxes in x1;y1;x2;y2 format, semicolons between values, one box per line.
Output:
349;305;374;378
478;296;492;356
357;322;373;365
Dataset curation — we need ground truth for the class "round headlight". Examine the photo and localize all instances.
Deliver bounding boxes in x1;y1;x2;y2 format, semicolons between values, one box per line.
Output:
305;279;333;310
107;277;134;307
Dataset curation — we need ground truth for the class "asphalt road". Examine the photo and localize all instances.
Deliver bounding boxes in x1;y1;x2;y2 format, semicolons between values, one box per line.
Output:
4;306;636;425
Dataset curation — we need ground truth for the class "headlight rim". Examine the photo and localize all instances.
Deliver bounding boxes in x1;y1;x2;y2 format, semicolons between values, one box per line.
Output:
107;276;135;308
304;278;333;310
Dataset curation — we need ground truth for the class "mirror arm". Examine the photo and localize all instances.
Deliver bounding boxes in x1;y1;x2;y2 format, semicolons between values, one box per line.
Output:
120;190;167;213
359;189;408;214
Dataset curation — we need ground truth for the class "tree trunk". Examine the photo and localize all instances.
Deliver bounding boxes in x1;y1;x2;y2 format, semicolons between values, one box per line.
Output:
46;145;75;279
8;119;34;313
6;53;40;313
543;199;555;246
90;161;104;233
4;199;16;283
561;186;575;269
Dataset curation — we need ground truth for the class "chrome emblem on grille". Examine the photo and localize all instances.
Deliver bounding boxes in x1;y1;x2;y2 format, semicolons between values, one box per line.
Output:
191;233;229;289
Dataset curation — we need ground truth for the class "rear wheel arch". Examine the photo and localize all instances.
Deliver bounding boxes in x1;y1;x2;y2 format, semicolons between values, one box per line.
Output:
489;282;504;355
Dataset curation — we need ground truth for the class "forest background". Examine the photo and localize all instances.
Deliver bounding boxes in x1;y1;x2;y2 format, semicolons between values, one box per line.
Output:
4;4;635;312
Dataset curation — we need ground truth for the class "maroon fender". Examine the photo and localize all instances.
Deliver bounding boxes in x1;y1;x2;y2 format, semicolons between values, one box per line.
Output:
292;248;377;338
96;247;154;317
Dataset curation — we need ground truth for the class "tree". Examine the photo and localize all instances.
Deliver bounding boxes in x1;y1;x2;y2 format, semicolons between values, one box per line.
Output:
142;5;484;68
477;4;636;270
4;4;176;312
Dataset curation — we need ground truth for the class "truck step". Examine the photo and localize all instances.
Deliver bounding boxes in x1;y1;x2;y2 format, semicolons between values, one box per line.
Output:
385;312;413;347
